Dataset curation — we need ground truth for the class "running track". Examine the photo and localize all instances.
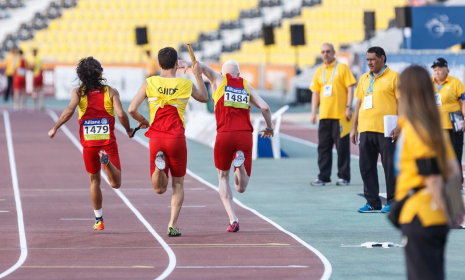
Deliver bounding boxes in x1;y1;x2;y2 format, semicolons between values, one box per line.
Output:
0;109;329;280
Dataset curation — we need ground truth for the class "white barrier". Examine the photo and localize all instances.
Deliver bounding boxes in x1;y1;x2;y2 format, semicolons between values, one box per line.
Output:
252;105;289;160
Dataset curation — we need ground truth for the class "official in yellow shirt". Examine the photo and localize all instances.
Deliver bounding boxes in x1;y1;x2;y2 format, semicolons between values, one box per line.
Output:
431;57;465;180
128;47;208;237
394;65;461;280
351;47;399;213
4;46;18;102
145;50;158;78
309;43;356;186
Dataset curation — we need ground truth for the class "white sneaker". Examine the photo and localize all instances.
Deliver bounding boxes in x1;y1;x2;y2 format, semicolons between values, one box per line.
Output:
233;151;245;168
336;179;349;186
155;151;165;171
310;179;331;186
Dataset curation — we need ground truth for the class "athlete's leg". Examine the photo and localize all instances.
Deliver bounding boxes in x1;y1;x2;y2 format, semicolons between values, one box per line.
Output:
89;172;102;210
152;166;168;194
99;145;121;189
218;169;238;223
168;176;184;228
13;89;19;110
234;164;249;193
20;89;27;109
38;86;45;111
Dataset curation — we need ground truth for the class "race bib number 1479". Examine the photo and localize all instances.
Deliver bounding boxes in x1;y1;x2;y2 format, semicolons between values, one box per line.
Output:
224;86;249;109
83;118;110;140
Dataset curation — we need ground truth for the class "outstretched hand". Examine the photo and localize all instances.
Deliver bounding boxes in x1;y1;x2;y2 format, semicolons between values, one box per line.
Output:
138;119;150;129
259;129;274;138
177;60;189;74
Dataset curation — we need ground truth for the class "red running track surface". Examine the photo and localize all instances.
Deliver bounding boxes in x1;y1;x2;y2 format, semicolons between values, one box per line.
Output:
0;109;329;280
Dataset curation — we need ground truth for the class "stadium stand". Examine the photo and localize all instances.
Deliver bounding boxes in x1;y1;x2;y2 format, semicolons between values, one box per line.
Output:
3;0;258;63
220;0;407;67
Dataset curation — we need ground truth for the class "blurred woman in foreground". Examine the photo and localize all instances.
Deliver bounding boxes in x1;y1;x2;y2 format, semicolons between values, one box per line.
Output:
394;65;461;280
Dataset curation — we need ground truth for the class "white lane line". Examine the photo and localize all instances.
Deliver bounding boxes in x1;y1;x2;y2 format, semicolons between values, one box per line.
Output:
0;110;28;279
60;218;95;221
47;110;175;280
0;211;11;213
114;123;333;280
177;265;309;269
168;206;205;208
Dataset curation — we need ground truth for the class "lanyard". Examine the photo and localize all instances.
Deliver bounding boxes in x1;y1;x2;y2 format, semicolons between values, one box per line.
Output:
435;83;444;94
323;61;338;85
366;66;387;95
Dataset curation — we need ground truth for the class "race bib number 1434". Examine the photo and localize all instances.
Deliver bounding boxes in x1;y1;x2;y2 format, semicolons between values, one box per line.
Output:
224;86;249;109
83;118;110;140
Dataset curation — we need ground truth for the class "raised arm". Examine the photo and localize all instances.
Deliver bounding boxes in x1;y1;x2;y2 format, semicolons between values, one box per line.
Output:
190;62;209;103
128;82;150;129
178;60;222;87
249;85;274;138
109;87;134;138
48;88;80;138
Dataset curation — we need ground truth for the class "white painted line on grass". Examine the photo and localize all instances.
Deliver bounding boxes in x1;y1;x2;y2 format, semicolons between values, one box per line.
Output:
177;265;309;269
0;110;28;279
114;123;333;280
47;110;175;280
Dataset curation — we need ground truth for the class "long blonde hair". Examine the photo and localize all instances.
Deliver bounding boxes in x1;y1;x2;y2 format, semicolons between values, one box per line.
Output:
398;66;448;179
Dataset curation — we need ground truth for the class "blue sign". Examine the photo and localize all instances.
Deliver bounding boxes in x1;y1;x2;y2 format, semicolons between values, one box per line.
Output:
410;6;465;49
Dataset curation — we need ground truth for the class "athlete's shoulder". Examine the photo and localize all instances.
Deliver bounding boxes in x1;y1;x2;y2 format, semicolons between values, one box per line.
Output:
386;66;399;76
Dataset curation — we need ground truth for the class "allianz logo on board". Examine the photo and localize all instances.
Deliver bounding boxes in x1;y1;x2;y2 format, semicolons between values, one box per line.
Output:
425;14;463;38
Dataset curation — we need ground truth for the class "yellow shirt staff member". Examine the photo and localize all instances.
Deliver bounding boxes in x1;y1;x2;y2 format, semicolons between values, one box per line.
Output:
351;47;399;213
431;57;465;181
394;65;461;280
309;43;356;187
3;46;18;102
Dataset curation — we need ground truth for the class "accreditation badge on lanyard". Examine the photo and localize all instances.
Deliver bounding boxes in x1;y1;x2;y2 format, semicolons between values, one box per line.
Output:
434;83;443;106
323;61;338;97
364;66;386;110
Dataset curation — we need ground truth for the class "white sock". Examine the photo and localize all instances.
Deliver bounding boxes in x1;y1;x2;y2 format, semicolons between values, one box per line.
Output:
230;219;238;225
94;209;102;218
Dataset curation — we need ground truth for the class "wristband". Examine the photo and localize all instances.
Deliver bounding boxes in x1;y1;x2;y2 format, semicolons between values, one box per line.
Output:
265;127;274;132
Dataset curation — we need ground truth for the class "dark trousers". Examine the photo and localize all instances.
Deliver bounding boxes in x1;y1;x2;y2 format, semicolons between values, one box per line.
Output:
4;75;13;101
401;216;448;280
359;132;396;208
317;119;350;182
446;129;463;177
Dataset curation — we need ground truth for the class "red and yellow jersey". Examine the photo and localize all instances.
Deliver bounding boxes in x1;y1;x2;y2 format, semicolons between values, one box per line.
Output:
145;76;193;138
14;58;26;78
212;74;253;132
32;56;43;77
78;86;116;147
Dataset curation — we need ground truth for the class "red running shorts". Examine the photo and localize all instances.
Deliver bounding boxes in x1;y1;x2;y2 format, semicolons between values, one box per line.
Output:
214;131;252;176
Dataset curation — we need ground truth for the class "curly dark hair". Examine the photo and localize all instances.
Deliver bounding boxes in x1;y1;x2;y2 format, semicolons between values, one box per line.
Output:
76;57;106;96
158;47;177;70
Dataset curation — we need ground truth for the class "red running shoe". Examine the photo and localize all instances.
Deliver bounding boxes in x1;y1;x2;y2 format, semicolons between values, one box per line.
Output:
227;221;240;232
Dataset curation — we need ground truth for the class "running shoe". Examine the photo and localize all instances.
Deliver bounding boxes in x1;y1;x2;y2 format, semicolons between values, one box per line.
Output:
98;150;110;166
155;151;166;171
167;226;181;237
336;179;349;186
93;220;104;230
233;151;245;168
358;204;382;213
381;204;391;213
227;221;240;232
310;179;331;186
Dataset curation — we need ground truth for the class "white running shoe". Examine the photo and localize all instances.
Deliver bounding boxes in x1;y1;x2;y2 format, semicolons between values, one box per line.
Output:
233;151;245;168
155;151;166;171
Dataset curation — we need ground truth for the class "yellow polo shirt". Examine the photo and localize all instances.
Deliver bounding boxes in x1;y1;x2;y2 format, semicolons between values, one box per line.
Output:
310;60;356;119
5;52;17;76
432;75;465;129
395;117;455;227
355;66;399;133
